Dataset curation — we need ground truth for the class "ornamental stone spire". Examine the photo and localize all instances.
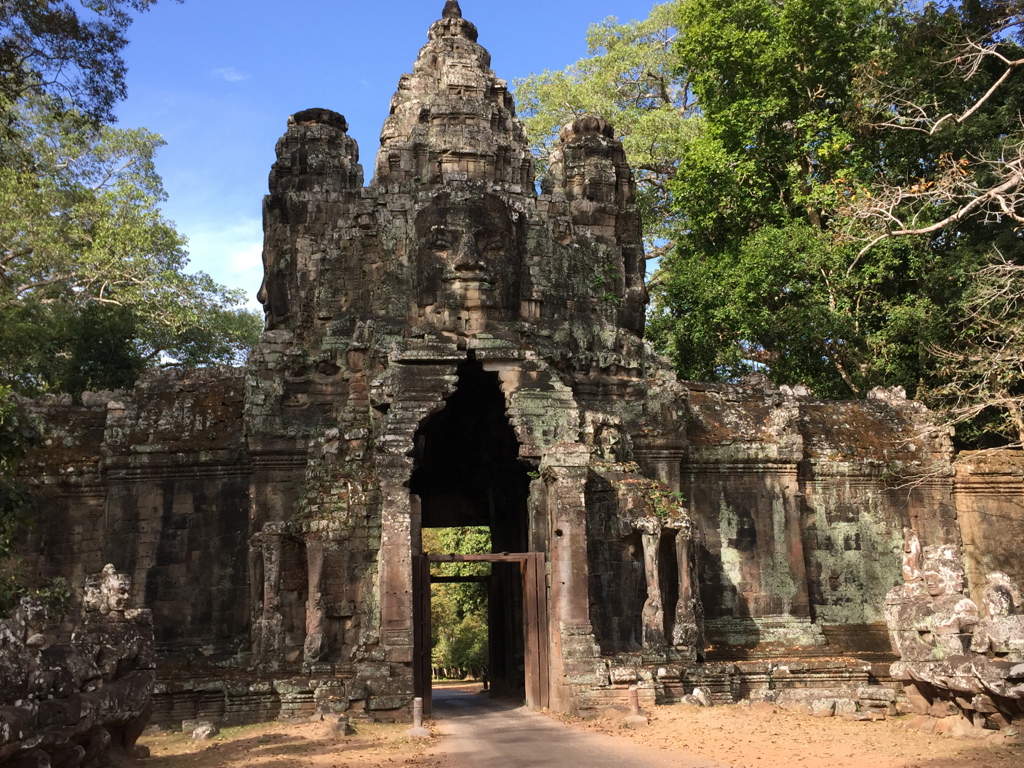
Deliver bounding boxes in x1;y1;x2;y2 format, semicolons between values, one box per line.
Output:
373;1;532;192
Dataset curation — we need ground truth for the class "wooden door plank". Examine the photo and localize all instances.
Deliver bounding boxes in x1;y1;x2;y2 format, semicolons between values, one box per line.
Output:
532;552;550;710
522;557;537;709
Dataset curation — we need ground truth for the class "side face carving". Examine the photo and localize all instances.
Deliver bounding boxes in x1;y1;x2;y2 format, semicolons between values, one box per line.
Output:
414;193;523;318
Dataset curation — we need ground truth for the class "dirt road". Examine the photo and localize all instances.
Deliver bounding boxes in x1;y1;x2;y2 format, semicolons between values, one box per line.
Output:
428;687;727;768
139;686;1023;768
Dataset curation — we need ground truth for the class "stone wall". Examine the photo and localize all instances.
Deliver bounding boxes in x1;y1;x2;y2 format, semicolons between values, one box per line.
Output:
683;381;956;655
20;369;251;661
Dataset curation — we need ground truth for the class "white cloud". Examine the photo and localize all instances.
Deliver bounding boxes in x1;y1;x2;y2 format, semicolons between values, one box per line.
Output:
179;217;264;310
212;67;250;83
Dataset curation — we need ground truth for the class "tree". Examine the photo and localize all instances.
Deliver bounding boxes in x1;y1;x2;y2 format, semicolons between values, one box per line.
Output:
0;99;261;396
519;1;1024;411
423;526;490;677
845;2;1024;254
925;251;1024;448
0;0;179;127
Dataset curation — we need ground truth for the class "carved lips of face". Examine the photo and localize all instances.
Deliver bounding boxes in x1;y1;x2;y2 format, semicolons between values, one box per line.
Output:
415;193;522;315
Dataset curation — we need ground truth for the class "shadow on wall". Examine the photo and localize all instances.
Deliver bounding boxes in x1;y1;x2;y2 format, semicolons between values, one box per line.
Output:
696;537;764;659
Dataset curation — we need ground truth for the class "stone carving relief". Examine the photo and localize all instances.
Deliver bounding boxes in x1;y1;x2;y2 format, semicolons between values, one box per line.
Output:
413;192;524;324
886;538;1024;731
617;482;702;660
0;565;155;767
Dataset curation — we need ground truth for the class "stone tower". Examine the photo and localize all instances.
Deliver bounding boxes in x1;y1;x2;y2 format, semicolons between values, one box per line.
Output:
245;1;690;714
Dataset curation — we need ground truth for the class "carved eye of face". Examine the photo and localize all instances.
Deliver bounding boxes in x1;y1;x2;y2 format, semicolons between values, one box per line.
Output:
479;239;505;259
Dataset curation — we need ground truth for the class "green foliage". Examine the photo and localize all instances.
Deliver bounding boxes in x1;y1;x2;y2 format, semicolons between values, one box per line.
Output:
923;253;1024;447
0;388;37;558
423;527;490;675
521;0;1024;420
646;483;685;520
0;99;262;396
0;386;44;617
0;1;180;127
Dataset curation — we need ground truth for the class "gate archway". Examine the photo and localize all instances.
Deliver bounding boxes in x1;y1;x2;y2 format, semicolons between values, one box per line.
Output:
412;552;549;715
407;358;546;713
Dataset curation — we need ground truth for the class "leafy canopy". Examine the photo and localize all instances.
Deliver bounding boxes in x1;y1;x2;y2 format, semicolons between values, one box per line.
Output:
0;0;180;126
0;99;262;396
518;1;1024;419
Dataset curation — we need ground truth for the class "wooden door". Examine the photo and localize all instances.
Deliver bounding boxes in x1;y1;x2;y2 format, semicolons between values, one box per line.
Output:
523;552;550;710
411;554;432;715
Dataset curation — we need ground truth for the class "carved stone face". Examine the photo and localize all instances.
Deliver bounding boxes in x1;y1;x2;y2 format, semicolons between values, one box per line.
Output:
414;193;522;316
103;569;132;612
924;570;947;598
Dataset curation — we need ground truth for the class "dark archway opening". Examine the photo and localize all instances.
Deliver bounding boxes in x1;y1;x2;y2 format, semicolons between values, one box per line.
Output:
410;358;532;701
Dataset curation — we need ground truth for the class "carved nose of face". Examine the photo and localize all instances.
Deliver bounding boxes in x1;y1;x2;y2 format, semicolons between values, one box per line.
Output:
454;234;485;272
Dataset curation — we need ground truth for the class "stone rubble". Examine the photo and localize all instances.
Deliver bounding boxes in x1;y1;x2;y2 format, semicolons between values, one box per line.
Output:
885;530;1024;737
0;565;155;767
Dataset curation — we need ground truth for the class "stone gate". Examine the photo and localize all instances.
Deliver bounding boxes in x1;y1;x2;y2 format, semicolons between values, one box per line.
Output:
16;1;1024;725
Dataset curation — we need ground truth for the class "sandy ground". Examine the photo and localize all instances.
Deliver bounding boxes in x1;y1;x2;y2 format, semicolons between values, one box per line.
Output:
141;720;444;768
563;701;1024;768
138;686;1023;768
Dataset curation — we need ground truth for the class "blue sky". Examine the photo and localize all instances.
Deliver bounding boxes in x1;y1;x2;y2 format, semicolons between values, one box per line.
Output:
116;0;662;309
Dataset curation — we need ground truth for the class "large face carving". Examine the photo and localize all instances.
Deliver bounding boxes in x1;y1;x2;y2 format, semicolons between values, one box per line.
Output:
414;193;523;318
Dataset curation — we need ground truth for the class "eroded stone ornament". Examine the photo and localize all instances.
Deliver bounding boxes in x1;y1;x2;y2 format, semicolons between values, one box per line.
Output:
0;565;155;766
886;542;1024;731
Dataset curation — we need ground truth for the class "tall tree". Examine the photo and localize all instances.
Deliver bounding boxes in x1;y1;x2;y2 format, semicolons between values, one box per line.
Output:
0;0;179;126
0;99;261;396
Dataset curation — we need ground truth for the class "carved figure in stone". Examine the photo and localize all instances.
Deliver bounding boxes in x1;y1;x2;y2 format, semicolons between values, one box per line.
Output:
304;536;329;663
1;565;155;766
886;548;1024;730
670;517;702;656
414;193;523;319
83;562;133;617
616;482;702;656
885;544;978;661
250;526;286;667
971;572;1024;661
901;526;923;592
639;527;665;648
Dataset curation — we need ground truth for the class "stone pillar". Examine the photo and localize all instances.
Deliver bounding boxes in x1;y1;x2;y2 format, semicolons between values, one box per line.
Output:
639;524;665;648
251;525;285;667
544;443;603;713
378;455;415;663
248;540;264;628
304;536;328;662
672;525;701;655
